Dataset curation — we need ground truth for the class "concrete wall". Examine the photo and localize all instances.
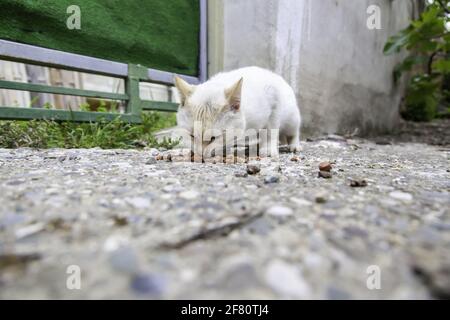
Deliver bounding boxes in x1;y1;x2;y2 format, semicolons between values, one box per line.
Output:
208;0;418;136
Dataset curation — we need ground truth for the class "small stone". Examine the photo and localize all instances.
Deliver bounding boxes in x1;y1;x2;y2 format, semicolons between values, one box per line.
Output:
389;191;413;202
246;217;272;235
145;157;157;165
318;171;332;179
125;197;151;209
349;179;368;187
326;286;352;300
156;155;164;161
290;198;313;207
246;164;261;175
431;222;450;231
15;223;45;239
266;205;293;217
0;253;41;270
265;260;311;298
235;172;248;178
112;215;128;227
7;179;26;186
264;176;280;184
148;148;160;156
375;140;392;145
319;162;332;172
0;213;26;228
315;196;327;204
130;273;166;296
179;190;199;200
290;156;299;162
46;218;71;231
327;134;347;142
219;259;260;291
109;246;140;274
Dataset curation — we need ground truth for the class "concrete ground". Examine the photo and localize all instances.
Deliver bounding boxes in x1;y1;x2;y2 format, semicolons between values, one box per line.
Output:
0;122;449;299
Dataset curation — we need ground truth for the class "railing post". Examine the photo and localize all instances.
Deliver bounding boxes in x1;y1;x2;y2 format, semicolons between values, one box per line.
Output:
126;64;147;117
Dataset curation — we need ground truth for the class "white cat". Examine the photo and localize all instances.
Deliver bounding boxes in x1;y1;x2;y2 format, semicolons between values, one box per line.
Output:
174;66;301;157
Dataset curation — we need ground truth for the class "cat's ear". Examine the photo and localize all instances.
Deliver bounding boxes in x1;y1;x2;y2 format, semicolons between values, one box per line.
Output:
174;76;195;105
225;77;243;111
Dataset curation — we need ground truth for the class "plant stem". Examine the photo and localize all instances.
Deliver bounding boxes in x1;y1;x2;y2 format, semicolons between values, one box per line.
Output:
428;51;439;75
436;0;450;14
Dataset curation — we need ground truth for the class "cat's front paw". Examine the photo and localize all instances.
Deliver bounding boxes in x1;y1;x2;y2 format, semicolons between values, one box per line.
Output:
258;147;279;158
288;144;302;153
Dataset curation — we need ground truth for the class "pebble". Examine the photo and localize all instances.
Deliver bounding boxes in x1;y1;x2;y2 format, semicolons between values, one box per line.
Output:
235;172;249;178
315;196;327;204
264;176;280;184
246;164;261;175
349;179;368;187
6;179;26;186
318;171;332;179
326;286;352;300
179;190;199;200
109;246;140;274
290;198;313;207
0;213;26;228
15;223;45;239
389;191;413;202
246;217;272;235
125;197;151;209
148;148;160;156
265;260;311;298
266;205;293;217
130;273;166;296
319;162;332;172
0;253;41;269
326;134;347;142
145;157;157;165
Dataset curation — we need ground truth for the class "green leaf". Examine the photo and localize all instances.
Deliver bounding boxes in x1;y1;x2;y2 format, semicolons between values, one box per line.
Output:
384;26;414;55
433;59;450;73
393;56;427;82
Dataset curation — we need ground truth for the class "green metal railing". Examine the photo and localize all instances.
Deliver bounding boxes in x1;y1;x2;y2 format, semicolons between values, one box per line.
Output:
0;0;207;123
0;61;180;123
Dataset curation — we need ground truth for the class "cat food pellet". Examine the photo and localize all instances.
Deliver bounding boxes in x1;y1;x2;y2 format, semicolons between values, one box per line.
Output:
246;164;261;175
235;172;249;178
349;179;368;187
319;162;332;172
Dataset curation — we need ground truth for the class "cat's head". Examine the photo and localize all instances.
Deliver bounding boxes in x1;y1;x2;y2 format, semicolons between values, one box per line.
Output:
174;76;245;157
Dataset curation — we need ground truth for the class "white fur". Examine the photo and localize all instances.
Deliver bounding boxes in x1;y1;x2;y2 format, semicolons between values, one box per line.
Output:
175;66;301;157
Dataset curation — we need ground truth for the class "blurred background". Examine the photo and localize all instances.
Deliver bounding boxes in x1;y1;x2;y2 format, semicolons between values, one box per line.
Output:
3;0;448;137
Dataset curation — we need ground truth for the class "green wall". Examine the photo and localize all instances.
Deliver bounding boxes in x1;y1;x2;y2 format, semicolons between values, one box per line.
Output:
0;0;200;76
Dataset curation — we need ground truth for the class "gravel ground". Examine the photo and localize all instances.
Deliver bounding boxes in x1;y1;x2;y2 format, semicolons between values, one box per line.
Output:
0;133;449;299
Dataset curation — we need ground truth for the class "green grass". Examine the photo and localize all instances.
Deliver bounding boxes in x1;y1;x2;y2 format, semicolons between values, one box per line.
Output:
0;112;179;149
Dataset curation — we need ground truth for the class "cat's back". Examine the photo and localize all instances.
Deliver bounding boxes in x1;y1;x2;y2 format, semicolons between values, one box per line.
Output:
208;66;286;89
